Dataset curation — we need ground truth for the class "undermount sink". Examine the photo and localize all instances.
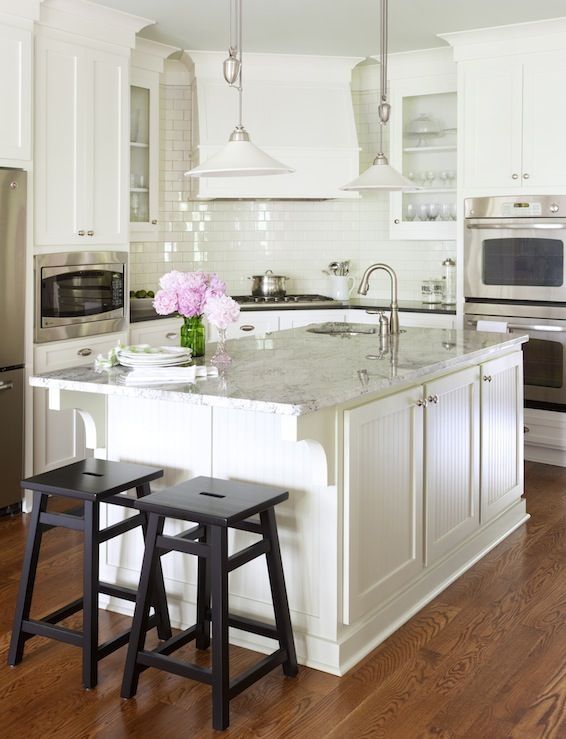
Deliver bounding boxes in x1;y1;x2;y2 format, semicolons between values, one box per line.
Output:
307;322;378;336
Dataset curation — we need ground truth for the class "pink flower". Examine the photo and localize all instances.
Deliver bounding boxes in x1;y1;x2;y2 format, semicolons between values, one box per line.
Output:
153;270;228;319
204;294;240;330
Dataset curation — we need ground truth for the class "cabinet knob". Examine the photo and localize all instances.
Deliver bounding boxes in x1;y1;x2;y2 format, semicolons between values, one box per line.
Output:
78;230;86;236
77;348;92;357
427;394;439;404
522;173;530;180
240;325;255;332
524;426;530;434
483;374;492;382
394;219;400;224
87;230;94;236
165;332;177;339
511;173;519;180
151;219;158;225
415;398;428;407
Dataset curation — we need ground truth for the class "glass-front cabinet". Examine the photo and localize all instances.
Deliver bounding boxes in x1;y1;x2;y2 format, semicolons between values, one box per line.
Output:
389;75;457;240
130;69;159;240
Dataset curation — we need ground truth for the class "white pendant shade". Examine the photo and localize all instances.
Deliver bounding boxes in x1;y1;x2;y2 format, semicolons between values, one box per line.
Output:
341;158;418;191
186;138;294;177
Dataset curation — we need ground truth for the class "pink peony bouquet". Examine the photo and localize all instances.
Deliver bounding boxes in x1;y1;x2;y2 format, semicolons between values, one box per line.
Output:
153;270;227;318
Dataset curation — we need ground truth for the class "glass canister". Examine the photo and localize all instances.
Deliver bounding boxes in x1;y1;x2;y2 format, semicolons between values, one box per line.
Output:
442;258;456;305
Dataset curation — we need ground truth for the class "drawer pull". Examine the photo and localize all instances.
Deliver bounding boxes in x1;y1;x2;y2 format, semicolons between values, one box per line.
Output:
77;348;92;357
78;230;86;236
151;219;158;225
166;332;177;339
240;325;255;332
87;230;94;236
524;426;530;434
0;381;13;392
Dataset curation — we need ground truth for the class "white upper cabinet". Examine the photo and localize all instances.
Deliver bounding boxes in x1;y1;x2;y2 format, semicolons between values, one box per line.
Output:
34;0;151;248
0;20;32;162
35;35;128;247
443;20;566;193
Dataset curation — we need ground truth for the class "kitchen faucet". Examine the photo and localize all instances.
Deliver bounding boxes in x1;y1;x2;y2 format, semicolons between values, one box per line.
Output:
357;263;400;334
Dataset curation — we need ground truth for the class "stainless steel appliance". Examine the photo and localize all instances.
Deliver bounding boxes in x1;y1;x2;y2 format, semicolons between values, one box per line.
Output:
0;169;26;514
249;270;289;298
35;251;127;342
464;195;566;411
464;195;566;302
234;294;338;307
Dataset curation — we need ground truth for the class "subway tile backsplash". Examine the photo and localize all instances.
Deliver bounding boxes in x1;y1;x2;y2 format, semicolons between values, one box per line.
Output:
130;80;455;301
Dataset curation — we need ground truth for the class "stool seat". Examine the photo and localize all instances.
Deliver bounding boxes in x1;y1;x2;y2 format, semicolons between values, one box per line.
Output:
9;458;171;689
22;458;164;502
135;475;288;526
121;475;298;731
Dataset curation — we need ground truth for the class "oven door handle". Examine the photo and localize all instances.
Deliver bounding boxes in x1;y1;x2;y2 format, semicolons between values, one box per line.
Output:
466;223;566;230
467;318;566;333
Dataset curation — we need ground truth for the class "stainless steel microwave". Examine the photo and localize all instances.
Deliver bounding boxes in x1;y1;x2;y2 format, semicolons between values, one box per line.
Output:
35;251;127;343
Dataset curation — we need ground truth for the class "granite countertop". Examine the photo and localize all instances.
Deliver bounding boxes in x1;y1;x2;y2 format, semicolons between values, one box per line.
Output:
130;298;456;323
30;326;526;417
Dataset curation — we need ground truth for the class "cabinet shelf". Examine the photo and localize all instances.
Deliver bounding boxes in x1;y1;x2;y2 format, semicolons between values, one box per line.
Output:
403;145;457;153
407;187;456;194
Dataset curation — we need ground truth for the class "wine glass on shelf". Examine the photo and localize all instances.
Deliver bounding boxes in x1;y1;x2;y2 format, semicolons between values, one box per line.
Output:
405;203;416;222
440;203;451;221
447;170;457;188
425;171;436;188
449;203;457;221
418;204;429;221
439;171;449;189
428;203;440;221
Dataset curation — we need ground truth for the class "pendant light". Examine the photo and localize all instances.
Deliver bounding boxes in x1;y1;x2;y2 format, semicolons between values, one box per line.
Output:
341;0;417;191
186;0;294;178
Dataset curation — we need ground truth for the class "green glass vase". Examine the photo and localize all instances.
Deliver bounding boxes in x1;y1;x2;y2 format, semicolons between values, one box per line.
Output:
180;315;205;358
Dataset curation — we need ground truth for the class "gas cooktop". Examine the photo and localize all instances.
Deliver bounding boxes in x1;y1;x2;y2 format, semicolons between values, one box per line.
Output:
233;294;340;307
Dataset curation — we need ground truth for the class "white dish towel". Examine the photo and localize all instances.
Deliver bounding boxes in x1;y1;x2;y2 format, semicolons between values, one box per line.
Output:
122;365;219;386
476;320;508;334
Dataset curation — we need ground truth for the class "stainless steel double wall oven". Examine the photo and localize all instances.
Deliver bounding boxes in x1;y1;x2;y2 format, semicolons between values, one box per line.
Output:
464;195;566;411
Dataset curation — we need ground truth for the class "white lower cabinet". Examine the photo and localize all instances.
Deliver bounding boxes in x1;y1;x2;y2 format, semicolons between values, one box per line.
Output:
347;308;455;329
129;319;180;346
343;351;522;621
480;352;524;523
224;313;280;340
343;386;424;624
424;366;480;564
33;333;127;472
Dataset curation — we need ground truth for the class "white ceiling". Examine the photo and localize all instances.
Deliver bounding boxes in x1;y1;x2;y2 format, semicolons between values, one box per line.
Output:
94;0;566;56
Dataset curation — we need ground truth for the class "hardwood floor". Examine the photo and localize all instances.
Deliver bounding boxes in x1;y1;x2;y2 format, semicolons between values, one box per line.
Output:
1;461;565;738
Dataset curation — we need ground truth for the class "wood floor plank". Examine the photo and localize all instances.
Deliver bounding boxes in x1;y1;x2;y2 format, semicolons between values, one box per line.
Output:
0;461;565;737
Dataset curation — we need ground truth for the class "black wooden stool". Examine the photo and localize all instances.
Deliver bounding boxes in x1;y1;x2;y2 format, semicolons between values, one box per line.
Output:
8;458;172;689
121;476;298;731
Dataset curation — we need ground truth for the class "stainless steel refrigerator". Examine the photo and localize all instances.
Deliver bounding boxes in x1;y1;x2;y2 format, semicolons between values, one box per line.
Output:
0;169;26;514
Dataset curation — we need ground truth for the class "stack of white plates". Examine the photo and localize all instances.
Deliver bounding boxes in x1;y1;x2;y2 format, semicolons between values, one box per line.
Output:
116;345;192;368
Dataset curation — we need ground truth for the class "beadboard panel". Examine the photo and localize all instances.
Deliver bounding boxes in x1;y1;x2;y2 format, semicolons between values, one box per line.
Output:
343;387;424;625
480;352;524;522
425;367;480;565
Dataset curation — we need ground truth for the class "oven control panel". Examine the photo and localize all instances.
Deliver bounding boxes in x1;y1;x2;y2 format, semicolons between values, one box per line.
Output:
465;195;565;219
501;201;542;217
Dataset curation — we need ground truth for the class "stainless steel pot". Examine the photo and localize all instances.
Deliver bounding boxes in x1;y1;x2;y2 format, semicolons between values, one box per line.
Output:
249;269;288;297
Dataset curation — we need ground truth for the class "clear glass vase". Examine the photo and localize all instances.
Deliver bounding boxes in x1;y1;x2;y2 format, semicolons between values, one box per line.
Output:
211;327;232;368
180;315;205;358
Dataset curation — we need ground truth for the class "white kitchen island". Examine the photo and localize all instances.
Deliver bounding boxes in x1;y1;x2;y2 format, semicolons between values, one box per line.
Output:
30;324;528;675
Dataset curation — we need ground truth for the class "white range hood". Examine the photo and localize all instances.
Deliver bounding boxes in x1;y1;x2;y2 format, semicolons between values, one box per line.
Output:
186;51;363;199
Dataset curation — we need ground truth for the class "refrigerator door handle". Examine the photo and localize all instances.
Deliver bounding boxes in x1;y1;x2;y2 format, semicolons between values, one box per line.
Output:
0;380;14;392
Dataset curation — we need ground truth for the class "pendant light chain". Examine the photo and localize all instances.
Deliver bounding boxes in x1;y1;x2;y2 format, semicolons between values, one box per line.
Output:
237;0;243;129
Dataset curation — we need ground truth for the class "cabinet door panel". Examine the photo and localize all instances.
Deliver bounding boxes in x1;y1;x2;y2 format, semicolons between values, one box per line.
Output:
522;53;566;188
0;24;31;160
343;387;424;624
461;59;522;190
91;50;128;245
35;36;88;245
425;366;480;565
480;352;524;522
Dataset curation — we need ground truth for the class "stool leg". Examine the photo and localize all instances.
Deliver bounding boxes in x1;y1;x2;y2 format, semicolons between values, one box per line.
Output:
121;513;164;699
195;524;211;650
8;491;49;666
83;500;100;689
260;508;298;677
136;484;172;641
210;525;229;731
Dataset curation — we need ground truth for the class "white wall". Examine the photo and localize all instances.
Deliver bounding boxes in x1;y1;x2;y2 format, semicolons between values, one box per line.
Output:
129;70;455;301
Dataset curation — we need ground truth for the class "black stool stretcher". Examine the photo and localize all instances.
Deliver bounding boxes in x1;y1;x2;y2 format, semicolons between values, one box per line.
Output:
9;458;172;689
